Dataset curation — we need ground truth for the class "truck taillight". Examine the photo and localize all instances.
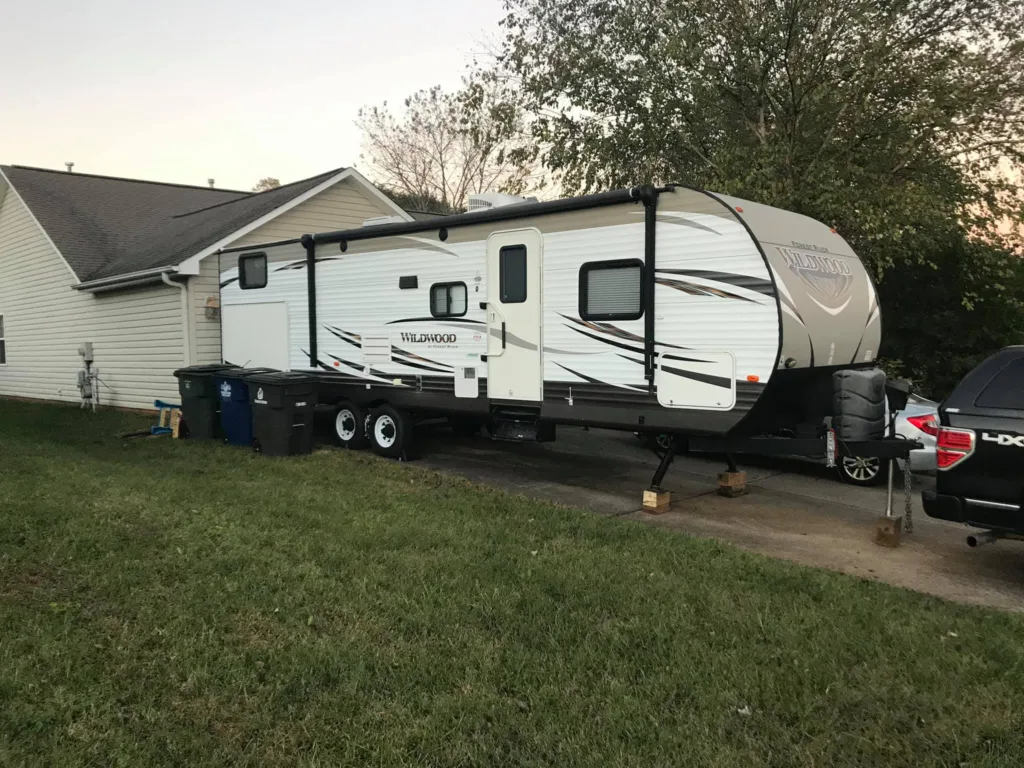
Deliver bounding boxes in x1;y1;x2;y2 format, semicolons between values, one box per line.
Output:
907;414;938;437
936;427;975;470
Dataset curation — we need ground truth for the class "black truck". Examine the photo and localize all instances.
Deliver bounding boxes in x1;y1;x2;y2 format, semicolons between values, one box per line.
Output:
923;346;1024;546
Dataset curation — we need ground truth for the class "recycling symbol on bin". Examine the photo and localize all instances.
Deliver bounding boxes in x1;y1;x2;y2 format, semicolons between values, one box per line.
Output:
257;387;264;400
219;381;231;399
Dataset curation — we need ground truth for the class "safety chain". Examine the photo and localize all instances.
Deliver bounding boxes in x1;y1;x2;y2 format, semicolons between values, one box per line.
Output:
903;462;914;533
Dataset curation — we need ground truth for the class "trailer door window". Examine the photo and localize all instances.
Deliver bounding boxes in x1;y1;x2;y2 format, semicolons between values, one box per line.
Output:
430;282;468;318
499;245;527;303
0;314;6;365
579;259;643;320
238;253;268;290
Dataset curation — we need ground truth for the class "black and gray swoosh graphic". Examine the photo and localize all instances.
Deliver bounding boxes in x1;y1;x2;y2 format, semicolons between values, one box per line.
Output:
657;269;775;297
553;362;647;392
558;314;691;353
655;277;758;303
488;327;538;351
386;317;485;326
659;364;733;390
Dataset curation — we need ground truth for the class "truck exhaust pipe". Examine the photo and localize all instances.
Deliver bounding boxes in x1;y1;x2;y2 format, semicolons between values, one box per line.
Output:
966;531;1000;548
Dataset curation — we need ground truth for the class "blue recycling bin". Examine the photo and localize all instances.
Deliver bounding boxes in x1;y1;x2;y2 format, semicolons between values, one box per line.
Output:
215;368;276;446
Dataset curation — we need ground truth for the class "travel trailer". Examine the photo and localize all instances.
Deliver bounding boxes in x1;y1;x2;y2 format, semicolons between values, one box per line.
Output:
217;184;893;461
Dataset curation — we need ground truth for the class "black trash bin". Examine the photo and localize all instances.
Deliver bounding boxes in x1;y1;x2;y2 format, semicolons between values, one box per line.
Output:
173;364;239;439
244;371;318;456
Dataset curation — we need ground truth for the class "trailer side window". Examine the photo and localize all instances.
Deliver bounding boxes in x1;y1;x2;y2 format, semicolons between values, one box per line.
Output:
579;259;644;321
499;245;527;303
430;282;468;318
975;358;1024;410
238;253;268;290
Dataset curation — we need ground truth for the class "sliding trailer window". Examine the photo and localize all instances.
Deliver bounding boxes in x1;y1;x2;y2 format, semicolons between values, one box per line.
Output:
430;282;468;318
238;253;268;290
579;259;644;321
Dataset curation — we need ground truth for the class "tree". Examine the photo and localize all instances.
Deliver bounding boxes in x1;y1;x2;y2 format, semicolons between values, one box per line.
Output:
253;177;281;192
878;237;1024;397
375;185;456;216
496;0;1024;272
357;84;532;211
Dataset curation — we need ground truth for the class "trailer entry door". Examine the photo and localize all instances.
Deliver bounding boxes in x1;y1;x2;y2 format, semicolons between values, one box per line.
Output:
486;228;543;401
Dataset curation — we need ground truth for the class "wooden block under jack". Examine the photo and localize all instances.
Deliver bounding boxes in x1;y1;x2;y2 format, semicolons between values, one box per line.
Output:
718;470;747;497
874;516;903;548
643;488;672;514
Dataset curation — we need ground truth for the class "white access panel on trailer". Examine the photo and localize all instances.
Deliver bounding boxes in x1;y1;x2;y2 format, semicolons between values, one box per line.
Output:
222;302;290;370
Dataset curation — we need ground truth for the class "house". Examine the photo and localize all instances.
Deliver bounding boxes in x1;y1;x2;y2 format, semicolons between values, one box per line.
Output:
0;164;411;410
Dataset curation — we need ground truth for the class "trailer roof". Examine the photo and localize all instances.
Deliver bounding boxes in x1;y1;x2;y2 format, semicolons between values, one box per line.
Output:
219;186;658;255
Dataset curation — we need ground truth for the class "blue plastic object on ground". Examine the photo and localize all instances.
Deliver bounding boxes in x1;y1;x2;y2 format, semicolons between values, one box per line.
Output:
215;374;254;446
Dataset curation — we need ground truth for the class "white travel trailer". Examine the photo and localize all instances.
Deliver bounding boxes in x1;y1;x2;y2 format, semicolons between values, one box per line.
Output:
217;185;887;460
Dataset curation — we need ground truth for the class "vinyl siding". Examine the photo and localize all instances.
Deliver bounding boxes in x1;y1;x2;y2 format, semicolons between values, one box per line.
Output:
189;178;395;365
0;186;184;410
188;254;222;364
229;179;391;247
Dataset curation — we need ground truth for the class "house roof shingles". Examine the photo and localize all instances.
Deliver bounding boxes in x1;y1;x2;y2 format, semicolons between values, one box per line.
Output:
0;165;344;282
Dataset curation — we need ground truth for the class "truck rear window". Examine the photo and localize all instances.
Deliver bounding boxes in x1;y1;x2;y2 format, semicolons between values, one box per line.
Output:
975;358;1024;410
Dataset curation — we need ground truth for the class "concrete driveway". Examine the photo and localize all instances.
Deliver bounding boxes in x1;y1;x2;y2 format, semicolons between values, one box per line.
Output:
409;426;1024;612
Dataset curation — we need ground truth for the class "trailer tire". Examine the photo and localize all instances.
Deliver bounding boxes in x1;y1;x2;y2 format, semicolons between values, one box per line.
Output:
334;401;368;449
367;404;412;458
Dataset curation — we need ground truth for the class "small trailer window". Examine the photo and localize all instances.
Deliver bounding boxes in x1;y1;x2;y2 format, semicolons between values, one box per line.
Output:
499;245;527;303
430;282;468;318
579;259;644;320
238;253;268;290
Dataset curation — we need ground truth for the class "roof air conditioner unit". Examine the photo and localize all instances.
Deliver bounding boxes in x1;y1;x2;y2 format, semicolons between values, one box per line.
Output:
466;192;536;212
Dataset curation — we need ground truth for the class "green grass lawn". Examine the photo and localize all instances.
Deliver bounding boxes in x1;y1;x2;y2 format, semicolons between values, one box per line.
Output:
2;401;1024;766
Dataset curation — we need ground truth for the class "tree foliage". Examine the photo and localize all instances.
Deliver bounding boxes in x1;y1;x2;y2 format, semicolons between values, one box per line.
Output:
375;185;457;216
357;84;532;211
252;177;281;192
497;0;1024;271
879;238;1024;397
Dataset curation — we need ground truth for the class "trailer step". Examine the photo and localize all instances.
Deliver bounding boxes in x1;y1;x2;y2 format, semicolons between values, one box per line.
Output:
489;409;555;443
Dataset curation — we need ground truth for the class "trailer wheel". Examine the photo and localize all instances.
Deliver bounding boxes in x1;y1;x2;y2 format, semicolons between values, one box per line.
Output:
334;401;368;449
367;404;412;458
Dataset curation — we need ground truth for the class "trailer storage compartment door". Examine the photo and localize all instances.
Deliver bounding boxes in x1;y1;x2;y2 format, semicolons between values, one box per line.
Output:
656;351;736;410
222;302;290;371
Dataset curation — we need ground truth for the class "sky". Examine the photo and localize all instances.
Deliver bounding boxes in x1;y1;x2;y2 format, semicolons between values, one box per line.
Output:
1;0;506;191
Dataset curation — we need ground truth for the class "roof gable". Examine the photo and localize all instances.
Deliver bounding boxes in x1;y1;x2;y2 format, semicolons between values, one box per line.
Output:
90;169;342;280
0;165;248;280
0;165;405;283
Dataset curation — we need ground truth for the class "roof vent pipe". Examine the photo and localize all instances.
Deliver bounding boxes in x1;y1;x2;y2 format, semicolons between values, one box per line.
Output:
65;162;74;173
208;178;215;188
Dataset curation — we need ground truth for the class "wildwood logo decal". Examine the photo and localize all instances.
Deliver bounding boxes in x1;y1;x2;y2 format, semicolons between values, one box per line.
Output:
777;246;853;304
400;332;457;344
